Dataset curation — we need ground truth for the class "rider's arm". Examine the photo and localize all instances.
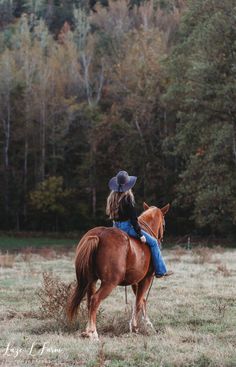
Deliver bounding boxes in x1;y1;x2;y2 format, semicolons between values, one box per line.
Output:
126;197;142;238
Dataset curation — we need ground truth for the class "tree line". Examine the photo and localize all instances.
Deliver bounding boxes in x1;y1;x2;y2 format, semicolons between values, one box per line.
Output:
0;0;235;239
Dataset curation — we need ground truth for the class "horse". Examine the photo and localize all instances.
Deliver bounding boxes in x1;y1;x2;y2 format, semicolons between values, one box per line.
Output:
67;202;170;339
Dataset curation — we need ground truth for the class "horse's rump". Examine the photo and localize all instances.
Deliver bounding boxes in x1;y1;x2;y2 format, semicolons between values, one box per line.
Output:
89;226;152;285
75;226;152;285
88;227;131;284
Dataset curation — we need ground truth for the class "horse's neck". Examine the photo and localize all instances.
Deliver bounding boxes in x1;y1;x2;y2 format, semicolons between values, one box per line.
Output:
139;212;157;236
139;211;154;226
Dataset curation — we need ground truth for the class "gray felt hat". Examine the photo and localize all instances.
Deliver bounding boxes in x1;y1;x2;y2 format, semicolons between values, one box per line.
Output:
108;171;137;192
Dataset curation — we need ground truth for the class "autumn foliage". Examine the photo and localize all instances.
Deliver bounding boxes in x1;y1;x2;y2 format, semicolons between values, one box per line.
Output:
0;0;236;239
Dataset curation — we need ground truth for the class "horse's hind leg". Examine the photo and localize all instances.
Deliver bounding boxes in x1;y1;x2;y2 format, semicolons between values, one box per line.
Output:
84;281;97;334
130;275;154;332
87;281;97;311
82;281;116;340
130;283;138;332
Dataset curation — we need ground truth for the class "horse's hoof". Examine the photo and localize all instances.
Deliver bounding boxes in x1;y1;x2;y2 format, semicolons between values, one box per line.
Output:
144;319;155;330
129;323;139;333
81;330;99;341
81;331;90;338
90;331;99;341
147;321;154;329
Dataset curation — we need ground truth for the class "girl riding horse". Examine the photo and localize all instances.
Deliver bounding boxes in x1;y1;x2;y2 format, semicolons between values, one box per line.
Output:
106;170;173;278
67;170;173;339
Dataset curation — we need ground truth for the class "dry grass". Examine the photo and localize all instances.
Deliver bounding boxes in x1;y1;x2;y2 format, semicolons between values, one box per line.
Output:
169;246;188;262
0;246;235;367
192;245;225;264
0;252;15;268
20;247;57;262
37;248;57;259
192;246;214;263
215;263;232;277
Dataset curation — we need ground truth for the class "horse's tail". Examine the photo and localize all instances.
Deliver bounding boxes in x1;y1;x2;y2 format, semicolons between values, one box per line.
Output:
67;235;99;322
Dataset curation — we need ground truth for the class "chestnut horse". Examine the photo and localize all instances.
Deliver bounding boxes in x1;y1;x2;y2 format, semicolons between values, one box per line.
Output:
67;202;169;339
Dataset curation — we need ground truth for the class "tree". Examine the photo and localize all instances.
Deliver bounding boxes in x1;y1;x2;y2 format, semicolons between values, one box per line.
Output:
164;0;236;234
0;0;14;28
14;15;38;217
0;48;16;220
29;176;73;230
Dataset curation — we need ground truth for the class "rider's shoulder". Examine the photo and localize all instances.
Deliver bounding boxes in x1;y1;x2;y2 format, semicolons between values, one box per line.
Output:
124;194;135;207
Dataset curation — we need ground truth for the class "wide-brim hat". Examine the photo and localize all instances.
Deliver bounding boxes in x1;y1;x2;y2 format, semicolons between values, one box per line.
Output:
109;170;137;192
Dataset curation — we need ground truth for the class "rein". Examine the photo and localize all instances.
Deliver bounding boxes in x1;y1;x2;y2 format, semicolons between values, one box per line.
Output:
138;218;159;241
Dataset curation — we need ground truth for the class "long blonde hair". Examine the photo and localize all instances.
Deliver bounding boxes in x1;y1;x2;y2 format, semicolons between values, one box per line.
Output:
106;189;135;219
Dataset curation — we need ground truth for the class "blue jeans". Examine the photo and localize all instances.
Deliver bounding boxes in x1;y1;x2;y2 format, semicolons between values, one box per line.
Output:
113;220;167;276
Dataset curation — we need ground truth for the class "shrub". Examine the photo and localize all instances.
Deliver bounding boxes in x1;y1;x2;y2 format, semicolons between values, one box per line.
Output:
36;272;87;330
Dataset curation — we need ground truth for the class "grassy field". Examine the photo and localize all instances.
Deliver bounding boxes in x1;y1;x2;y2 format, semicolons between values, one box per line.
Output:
0;244;236;367
0;235;77;251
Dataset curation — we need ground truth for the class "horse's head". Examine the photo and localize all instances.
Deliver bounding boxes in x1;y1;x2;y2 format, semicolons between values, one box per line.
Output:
140;202;170;242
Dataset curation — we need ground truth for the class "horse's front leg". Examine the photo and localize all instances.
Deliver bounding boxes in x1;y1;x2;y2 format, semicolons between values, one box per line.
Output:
130;275;154;333
141;298;155;330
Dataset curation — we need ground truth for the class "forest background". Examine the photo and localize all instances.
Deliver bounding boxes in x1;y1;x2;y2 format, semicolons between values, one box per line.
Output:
0;0;236;241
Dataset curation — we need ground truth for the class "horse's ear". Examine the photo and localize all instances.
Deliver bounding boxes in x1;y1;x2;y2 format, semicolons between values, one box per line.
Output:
143;202;149;210
161;204;170;215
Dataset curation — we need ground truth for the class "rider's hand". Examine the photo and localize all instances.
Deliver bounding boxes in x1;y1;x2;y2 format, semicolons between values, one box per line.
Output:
140;235;146;243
